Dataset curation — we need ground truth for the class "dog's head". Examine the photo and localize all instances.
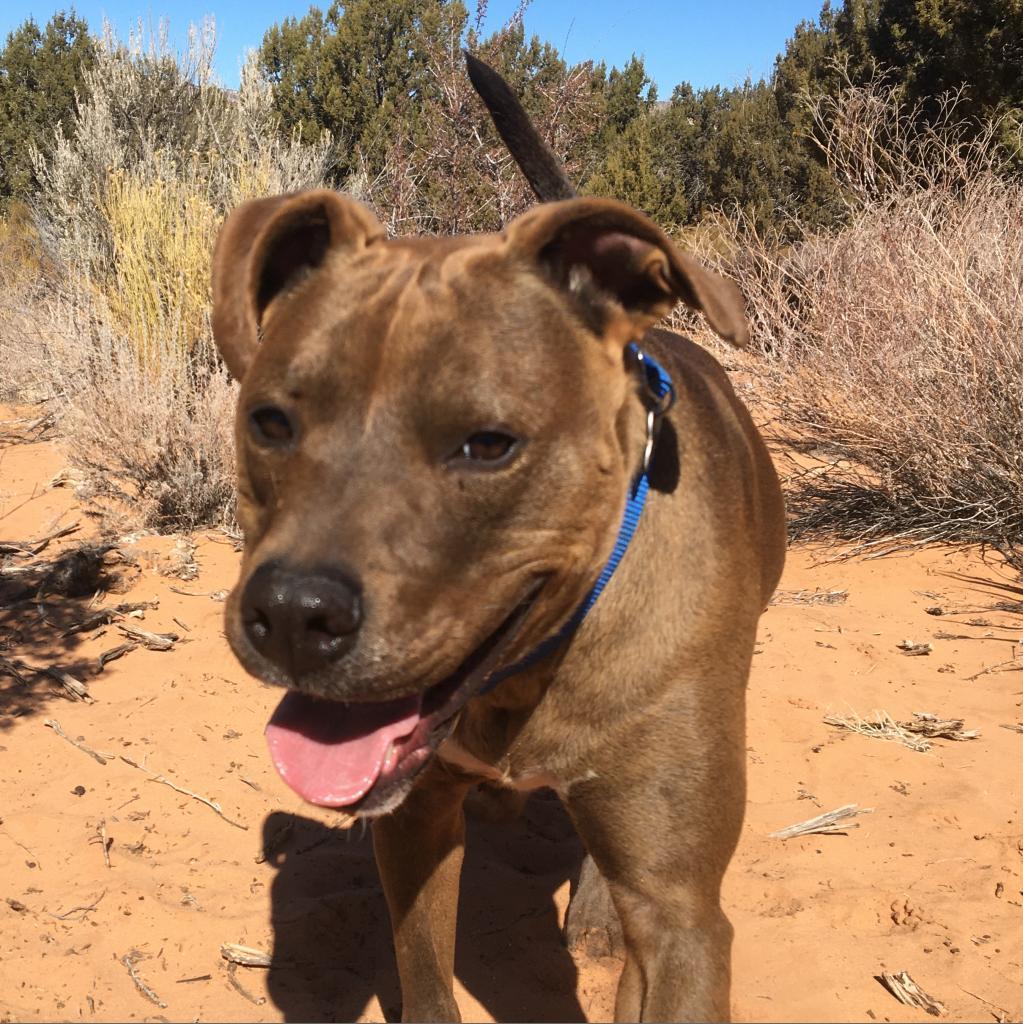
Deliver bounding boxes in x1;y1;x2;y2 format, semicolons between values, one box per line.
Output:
212;188;746;815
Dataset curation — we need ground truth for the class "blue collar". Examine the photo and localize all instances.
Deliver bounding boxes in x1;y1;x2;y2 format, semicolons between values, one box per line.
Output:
480;341;675;693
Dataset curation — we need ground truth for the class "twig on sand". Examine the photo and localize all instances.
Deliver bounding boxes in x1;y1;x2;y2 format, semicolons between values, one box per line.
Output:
221;943;272;967
824;710;977;751
770;588;849;606
95;819;112;868
41;666;93;703
0;655;32;685
226;962;267;1005
896;639;932;656
121;950;167;1008
967;657;1023;681
877;971;946;1017
120;755;247;830
44;719;110;765
49;890;105;921
958;984;1011;1023
1000;722;1023;734
825;710;931;751
98;642;138;670
117;623;179;651
770;804;873;840
900;712;980;742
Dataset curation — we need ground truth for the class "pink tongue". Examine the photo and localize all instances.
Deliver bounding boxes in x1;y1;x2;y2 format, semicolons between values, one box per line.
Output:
266;691;423;808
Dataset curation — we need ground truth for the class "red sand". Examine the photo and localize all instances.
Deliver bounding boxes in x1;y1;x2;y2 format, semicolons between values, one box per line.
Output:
1;426;1021;1022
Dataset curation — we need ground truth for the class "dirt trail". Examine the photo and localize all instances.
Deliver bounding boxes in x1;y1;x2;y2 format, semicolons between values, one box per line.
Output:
1;426;1021;1023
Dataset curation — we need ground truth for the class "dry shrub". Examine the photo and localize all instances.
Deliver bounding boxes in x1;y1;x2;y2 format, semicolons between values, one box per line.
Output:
365;18;603;235
690;71;1023;557
2;21;334;530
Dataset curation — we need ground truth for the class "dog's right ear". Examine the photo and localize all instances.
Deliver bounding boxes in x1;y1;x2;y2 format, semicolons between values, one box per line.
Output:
211;189;385;379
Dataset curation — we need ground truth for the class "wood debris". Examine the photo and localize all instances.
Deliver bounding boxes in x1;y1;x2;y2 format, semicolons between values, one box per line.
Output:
771;588;848;606
877;971;946;1017
1000;722;1023;734
220;943;272;967
226;963;267;1005
824;711;931;752
44;719;111;765
770;804;873;840
40;666;93;703
121;951;166;1008
120;755;247;830
897;639;932;656
49;890;105;921
117;623;179;651
900;712;979;742
98;642;139;670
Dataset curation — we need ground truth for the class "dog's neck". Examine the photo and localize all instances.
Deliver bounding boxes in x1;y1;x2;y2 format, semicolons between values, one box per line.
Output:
479;341;675;693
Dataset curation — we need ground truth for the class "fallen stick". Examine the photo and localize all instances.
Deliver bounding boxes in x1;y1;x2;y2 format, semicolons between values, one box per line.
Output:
44;719;110;765
98;642;139;670
120;755;247;830
878;971;946;1017
226;962;267;1005
117;623;179;651
121;951;167;1008
97;819;111;868
49;890;105;921
770;804;873;840
41;666;93;703
0;655;32;686
1000;723;1023;734
221;943;271;967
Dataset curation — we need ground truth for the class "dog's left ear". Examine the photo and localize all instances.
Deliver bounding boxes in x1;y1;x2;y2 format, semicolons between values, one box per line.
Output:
504;197;749;346
211;189;385;379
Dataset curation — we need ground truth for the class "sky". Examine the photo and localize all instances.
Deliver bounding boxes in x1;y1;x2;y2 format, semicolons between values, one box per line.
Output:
1;0;827;95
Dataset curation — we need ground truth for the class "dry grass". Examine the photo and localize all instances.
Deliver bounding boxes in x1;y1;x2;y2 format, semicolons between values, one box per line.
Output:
1;22;333;531
679;71;1023;560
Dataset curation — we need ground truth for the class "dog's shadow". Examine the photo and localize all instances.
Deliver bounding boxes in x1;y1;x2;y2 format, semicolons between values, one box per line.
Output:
263;790;589;1022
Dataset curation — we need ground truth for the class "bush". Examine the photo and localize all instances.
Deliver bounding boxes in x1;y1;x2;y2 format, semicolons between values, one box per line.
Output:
2;21;334;531
694;72;1023;559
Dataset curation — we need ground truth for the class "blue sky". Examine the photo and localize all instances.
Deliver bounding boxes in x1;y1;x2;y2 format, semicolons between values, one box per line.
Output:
2;0;827;94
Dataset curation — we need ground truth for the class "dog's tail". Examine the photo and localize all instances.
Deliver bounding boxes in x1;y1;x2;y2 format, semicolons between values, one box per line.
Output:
464;51;577;203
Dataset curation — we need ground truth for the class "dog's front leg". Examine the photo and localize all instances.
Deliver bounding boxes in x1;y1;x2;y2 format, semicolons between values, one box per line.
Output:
566;746;744;1023
373;770;471;1023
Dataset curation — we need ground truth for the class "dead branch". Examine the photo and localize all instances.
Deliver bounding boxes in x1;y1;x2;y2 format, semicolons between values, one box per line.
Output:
226;962;266;1005
901;712;979;742
121;951;167;1008
878;971;946;1017
770;804;873;840
117;623;179;651
49;890;105;921
221;943;271;967
44;718;110;764
824;711;931;751
98;642;139;669
120;755;247;830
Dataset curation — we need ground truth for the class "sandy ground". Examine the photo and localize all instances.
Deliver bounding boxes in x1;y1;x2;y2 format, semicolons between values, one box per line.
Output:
1;422;1022;1024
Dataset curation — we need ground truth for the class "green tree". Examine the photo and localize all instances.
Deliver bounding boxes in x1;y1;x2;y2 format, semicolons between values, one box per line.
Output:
0;11;96;202
259;0;469;178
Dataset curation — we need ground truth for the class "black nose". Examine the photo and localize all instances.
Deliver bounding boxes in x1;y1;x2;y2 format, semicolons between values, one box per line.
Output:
241;562;362;680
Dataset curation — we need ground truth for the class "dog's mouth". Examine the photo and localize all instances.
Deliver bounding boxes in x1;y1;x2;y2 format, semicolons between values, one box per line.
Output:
264;579;545;815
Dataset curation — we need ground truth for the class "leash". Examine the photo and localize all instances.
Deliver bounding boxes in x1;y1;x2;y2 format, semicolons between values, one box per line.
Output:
480;341;675;693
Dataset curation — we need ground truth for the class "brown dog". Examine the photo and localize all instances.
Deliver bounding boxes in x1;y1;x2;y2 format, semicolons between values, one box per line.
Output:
211;54;785;1023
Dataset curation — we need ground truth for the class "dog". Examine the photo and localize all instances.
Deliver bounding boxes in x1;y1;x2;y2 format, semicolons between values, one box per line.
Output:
211;53;785;1023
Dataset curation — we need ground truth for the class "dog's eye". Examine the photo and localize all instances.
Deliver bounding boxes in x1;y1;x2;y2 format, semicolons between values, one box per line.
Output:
249;406;295;448
453;431;518;466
